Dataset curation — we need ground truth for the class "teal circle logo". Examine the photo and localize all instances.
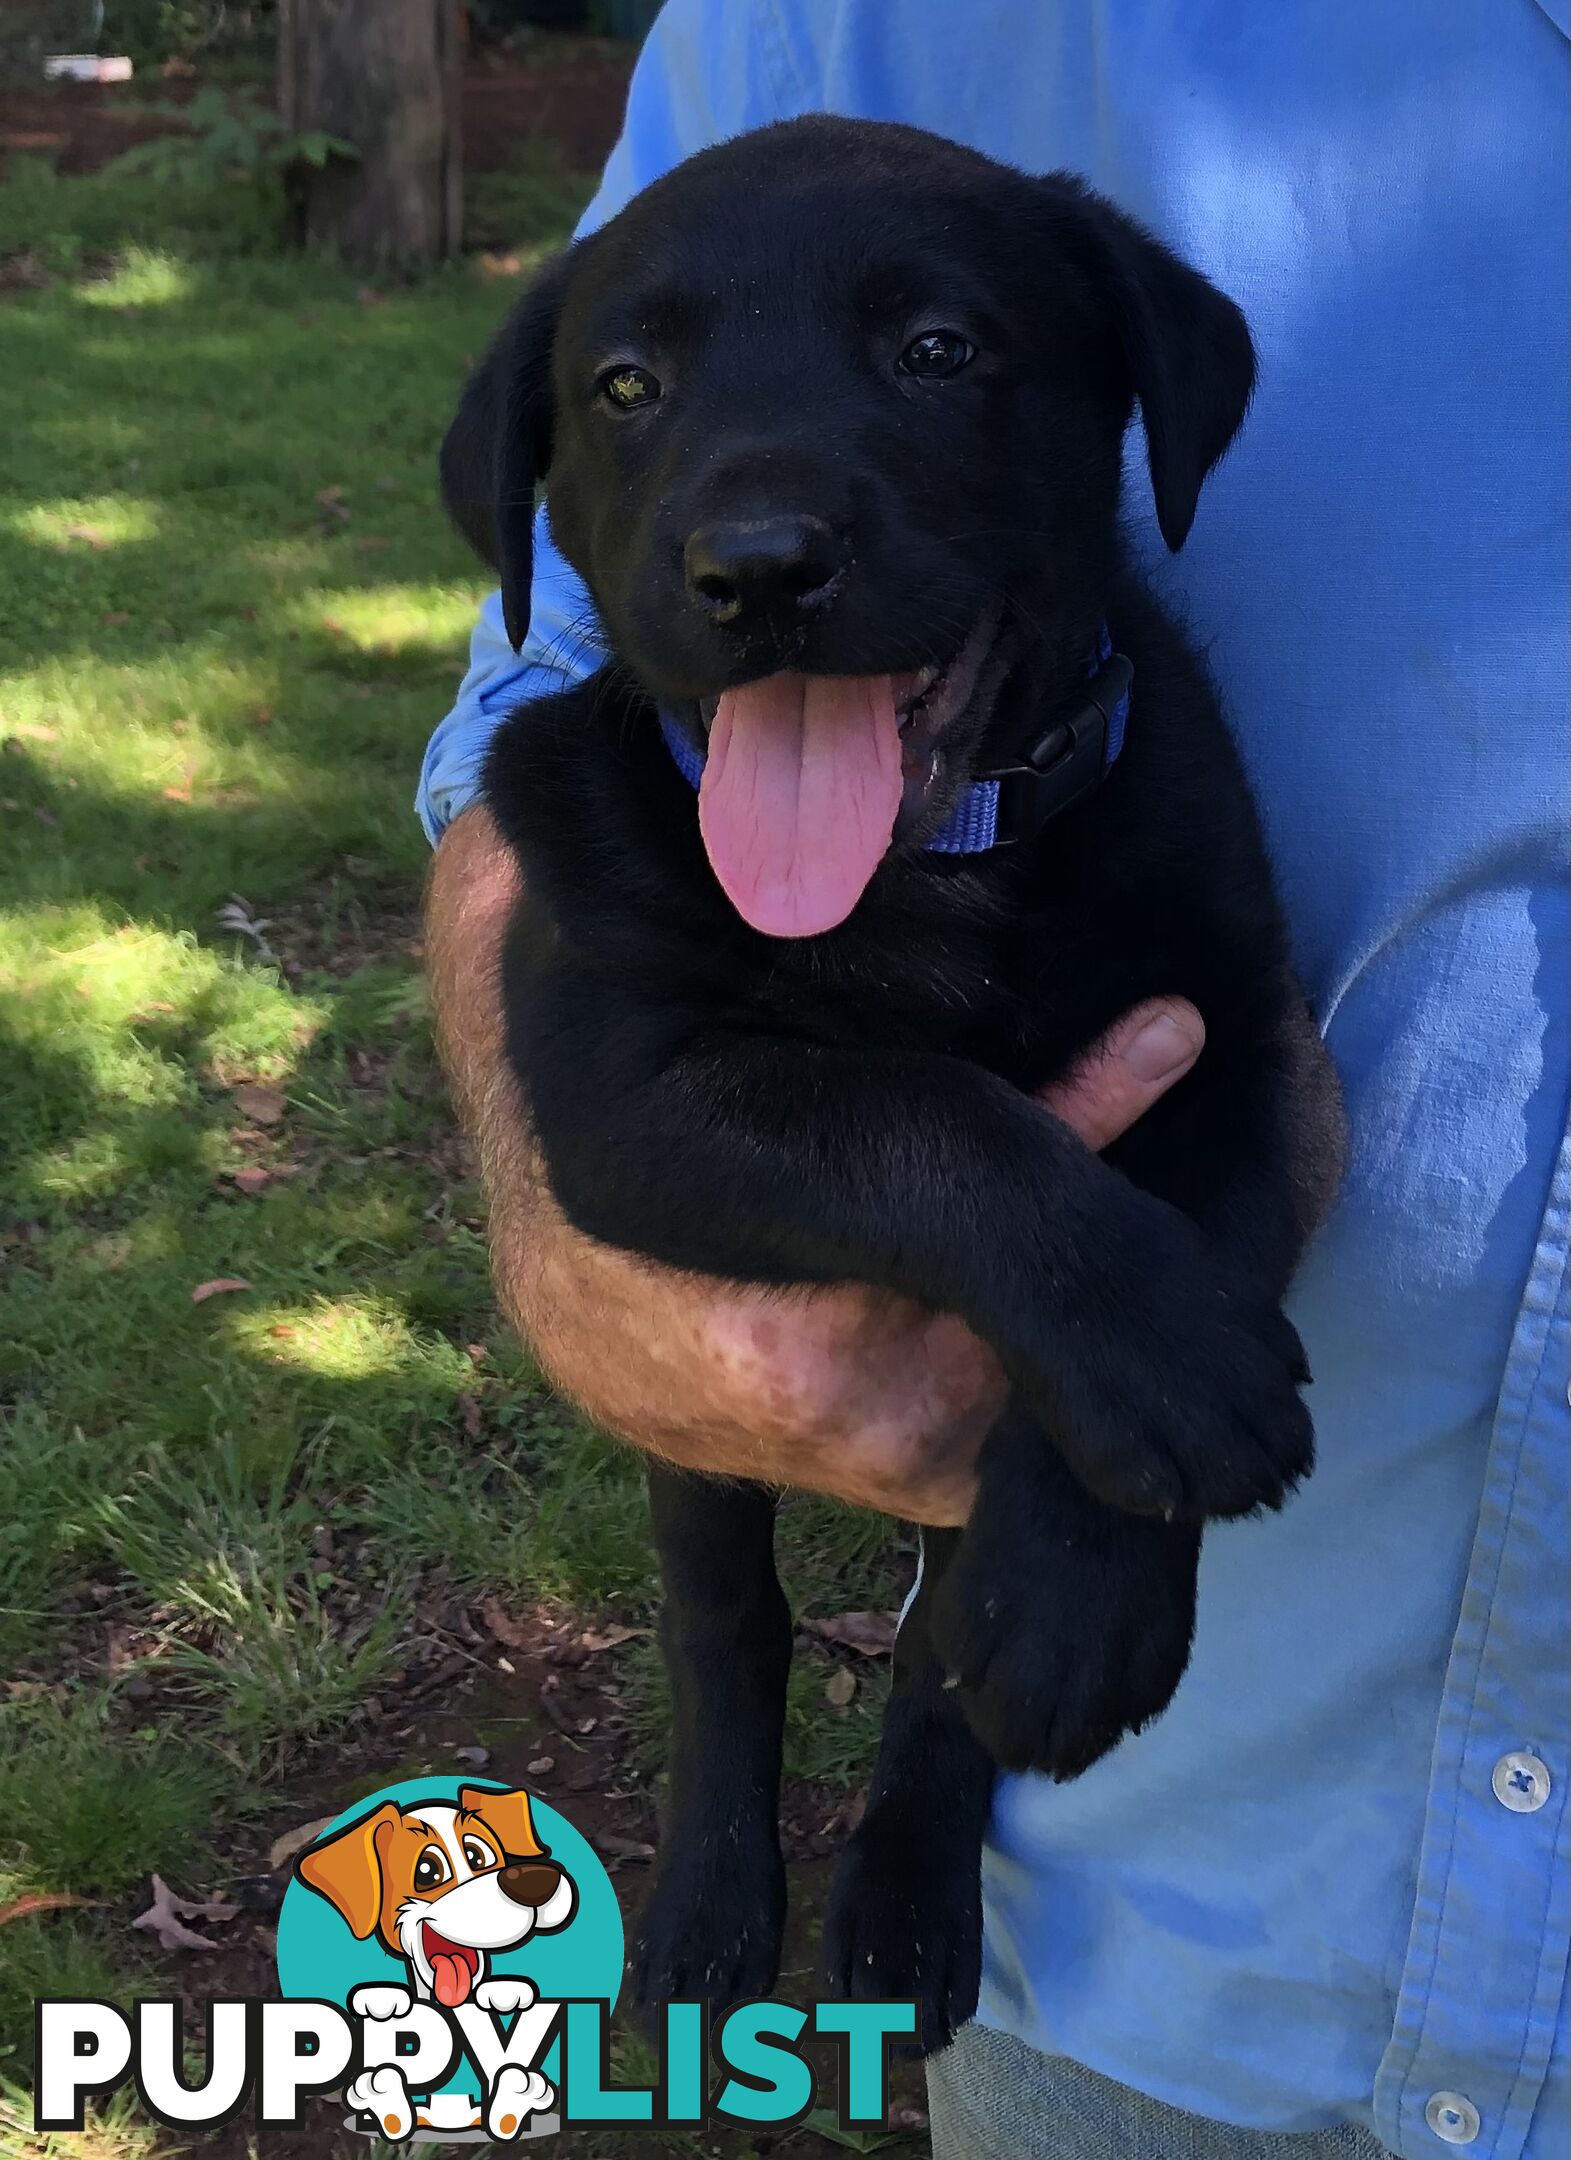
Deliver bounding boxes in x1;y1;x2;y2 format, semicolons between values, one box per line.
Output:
276;1777;622;2136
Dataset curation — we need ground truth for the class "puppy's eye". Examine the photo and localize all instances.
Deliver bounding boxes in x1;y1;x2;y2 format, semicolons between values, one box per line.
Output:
601;365;661;411
462;1838;495;1872
413;1846;450;1891
898;330;974;379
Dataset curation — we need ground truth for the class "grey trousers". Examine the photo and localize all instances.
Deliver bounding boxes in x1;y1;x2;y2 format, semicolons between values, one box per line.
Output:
927;2024;1395;2160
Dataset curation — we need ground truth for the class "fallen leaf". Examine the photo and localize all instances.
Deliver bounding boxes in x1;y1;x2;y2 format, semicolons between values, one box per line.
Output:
803;1610;901;1658
229;1166;271;1195
478;1596;533;1651
268;1322;296;1339
824;1667;857;1709
267;1817;337;1872
191;1277;252;1304
458;1391;482;1438
232;1081;285;1126
0;1892;101;1927
161;784;192;803
578;1624;651;1655
131;1874;238;1952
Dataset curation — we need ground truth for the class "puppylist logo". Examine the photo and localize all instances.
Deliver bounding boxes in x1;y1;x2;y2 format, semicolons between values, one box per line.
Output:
34;1777;916;2142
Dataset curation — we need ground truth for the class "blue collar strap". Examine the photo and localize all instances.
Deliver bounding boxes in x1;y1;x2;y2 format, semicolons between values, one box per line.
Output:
658;629;1132;856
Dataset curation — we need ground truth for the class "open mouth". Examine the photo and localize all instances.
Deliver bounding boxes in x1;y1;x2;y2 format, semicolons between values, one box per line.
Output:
422;1922;481;2008
887;609;1004;828
691;607;1003;940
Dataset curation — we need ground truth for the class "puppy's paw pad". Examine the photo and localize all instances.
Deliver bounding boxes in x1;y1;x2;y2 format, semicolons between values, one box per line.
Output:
487;2065;555;2140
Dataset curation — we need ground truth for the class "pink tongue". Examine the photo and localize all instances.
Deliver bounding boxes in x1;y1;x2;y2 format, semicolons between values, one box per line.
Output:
698;674;903;937
431;1953;472;2008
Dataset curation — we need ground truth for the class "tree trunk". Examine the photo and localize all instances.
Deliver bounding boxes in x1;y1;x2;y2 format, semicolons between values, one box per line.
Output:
278;0;462;272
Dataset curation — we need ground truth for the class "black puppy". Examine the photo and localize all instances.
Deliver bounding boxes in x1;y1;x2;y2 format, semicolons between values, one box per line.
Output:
440;117;1343;2052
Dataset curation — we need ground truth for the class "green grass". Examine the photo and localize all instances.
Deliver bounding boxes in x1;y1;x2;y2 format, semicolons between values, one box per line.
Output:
0;137;910;2147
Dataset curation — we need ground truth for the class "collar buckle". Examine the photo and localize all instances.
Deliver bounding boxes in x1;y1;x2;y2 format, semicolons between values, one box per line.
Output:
980;652;1133;847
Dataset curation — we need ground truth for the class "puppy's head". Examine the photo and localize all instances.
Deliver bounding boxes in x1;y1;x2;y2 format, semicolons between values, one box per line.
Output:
442;116;1254;936
296;1785;577;2006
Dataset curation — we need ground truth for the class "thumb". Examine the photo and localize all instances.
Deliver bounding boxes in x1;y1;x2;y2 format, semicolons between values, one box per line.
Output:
1038;999;1204;1152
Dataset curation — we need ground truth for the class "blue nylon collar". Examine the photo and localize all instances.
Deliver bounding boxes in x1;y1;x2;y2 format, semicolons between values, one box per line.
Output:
658;628;1131;856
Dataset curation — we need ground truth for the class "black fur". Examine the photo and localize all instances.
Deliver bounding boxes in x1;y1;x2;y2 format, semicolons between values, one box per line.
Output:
440;117;1344;2054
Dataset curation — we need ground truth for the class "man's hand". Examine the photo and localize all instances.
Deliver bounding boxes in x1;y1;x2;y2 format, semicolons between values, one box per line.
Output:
426;804;1204;1526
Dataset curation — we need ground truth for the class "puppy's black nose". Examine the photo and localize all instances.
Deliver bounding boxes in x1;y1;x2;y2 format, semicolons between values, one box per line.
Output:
684;516;843;628
498;1859;563;1908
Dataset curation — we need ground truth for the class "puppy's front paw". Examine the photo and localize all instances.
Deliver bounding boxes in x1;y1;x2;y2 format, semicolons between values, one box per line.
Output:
348;1983;413;2022
1013;1201;1314;1522
823;1809;981;2056
347;2066;414;2141
630;1836;785;2022
932;1469;1199;1777
474;1976;538;2016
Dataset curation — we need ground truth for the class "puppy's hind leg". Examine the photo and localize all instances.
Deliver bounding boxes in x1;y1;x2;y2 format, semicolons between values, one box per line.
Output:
823;1533;995;2057
630;1464;791;2020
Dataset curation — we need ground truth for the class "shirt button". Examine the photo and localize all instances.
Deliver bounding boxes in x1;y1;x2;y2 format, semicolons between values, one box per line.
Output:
1492;1751;1552;1813
1425;2092;1482;2145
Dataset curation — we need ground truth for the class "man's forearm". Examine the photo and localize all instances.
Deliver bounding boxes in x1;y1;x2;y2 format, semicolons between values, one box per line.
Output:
423;801;1201;1524
422;802;1001;1520
425;803;523;1144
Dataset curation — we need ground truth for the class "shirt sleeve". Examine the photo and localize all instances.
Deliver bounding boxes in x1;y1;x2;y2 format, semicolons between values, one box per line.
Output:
417;0;816;845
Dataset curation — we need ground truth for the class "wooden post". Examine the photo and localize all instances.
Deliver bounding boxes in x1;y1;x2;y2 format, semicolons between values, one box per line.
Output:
278;0;462;272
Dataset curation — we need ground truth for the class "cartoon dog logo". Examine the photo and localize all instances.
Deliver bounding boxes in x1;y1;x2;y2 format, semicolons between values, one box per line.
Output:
296;1784;577;2140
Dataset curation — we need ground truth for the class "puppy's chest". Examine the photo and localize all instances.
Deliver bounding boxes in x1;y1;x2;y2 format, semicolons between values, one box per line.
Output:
739;886;1116;1093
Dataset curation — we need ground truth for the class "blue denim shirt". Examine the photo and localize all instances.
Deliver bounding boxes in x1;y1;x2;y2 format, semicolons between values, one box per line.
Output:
419;5;1570;2153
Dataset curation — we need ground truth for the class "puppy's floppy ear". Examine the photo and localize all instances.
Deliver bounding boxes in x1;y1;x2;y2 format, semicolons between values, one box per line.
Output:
295;1803;401;1940
1052;181;1256;551
438;248;575;652
459;1784;547;1862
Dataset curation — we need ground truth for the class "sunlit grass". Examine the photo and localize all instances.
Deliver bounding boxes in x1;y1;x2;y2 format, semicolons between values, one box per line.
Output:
281;583;485;655
74;247;194;311
12;498;161;552
0;134;905;2127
